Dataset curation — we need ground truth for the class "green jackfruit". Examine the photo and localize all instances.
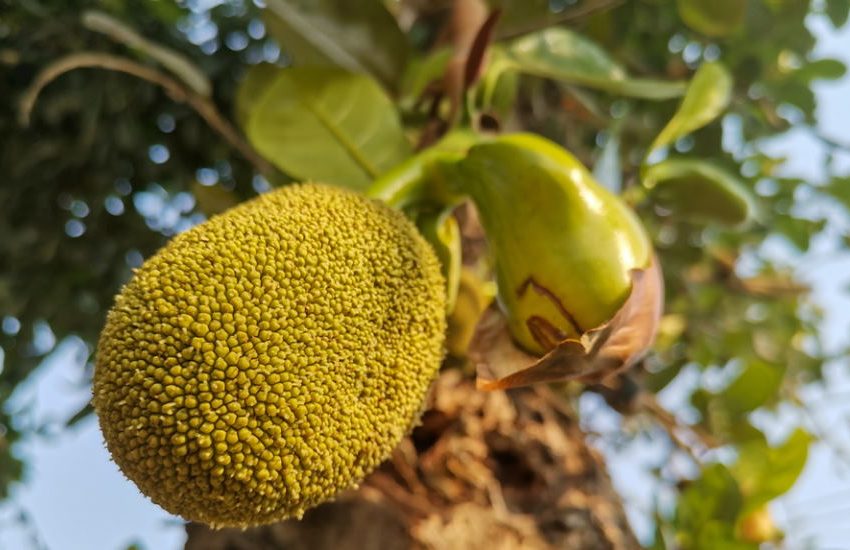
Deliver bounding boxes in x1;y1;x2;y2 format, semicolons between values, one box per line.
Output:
457;134;652;355
93;183;446;527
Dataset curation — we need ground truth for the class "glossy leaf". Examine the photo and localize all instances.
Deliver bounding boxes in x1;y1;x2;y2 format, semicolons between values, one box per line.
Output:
643;159;754;225
504;28;687;100
721;360;783;415
826;0;850;27
677;0;747;37
478;47;520;115
263;0;410;89
242;67;411;190
795;58;847;82
650;62;733;153
400;47;452;101
732;429;811;515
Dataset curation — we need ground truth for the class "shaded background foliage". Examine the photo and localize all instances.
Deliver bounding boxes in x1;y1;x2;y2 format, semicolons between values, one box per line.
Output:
2;0;850;547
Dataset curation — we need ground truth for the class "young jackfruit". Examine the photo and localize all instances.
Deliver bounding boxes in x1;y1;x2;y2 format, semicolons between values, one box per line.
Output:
93;183;446;528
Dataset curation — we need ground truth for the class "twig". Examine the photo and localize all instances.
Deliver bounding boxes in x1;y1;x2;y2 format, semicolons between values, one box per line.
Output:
363;471;434;517
82;10;211;97
638;393;719;464
18;51;276;178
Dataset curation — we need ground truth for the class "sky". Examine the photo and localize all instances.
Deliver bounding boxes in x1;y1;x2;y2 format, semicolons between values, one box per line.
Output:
2;10;850;550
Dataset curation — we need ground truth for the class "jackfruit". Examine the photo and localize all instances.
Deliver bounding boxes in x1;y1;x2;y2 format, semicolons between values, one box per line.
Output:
456;134;652;355
93;183;446;527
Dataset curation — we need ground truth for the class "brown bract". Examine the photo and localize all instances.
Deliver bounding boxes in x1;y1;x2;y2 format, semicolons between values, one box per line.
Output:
472;257;664;390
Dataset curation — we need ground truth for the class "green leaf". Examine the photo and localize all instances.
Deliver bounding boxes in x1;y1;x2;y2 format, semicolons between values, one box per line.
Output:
243;66;412;190
677;0;747;37
732;428;811;514
826;0;850;27
65;402;94;427
824;175;850;212
643;159;755;225
722;360;783;416
400;47;452;101
503;28;687;100
774;215;826;251
478;48;520;116
263;0;410;90
673;463;764;549
676;464;746;548
650;62;733;153
795;58;847;82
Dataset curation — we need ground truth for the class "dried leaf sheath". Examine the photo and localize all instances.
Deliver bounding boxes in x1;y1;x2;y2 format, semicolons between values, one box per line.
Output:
473;257;664;391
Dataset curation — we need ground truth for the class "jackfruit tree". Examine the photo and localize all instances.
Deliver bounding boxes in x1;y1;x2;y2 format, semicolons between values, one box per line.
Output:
2;0;849;548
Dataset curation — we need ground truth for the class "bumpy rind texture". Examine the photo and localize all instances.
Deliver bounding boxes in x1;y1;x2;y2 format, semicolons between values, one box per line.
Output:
93;183;446;528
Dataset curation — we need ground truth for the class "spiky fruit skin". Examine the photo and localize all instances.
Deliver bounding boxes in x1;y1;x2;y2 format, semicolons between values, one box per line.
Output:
93;183;446;528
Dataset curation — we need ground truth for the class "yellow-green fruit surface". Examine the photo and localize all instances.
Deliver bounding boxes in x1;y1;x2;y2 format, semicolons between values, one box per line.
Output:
93;183;446;527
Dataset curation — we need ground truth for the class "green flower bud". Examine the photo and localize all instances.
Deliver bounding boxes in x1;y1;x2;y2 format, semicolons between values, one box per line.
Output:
457;133;652;355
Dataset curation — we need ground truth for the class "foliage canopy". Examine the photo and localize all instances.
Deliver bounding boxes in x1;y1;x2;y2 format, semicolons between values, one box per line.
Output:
2;0;849;546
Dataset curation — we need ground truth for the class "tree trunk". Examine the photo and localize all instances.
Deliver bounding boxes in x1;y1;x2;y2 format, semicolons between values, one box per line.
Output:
185;370;639;550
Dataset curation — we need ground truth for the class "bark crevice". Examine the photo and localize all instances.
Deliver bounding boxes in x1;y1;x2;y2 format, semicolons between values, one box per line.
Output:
186;371;639;550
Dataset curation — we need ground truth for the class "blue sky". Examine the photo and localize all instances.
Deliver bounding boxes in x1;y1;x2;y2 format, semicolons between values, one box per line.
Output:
3;10;850;550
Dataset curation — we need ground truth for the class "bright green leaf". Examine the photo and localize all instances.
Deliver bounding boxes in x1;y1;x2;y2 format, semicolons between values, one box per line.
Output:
677;0;747;37
478;47;520;116
263;0;410;90
243;66;412;190
504;28;687;100
650;62;733;153
676;464;745;548
643;159;755;225
774;215;826;251
824;175;850;212
732;428;812;514
795;58;847;82
400;47;452;101
826;0;850;27
722;360;783;416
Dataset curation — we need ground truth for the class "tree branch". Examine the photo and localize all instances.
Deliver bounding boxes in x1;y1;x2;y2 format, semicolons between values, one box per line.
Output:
18;51;276;178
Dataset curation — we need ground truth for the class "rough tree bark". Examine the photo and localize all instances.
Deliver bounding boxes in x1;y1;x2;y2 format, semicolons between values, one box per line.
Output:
184;371;639;550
